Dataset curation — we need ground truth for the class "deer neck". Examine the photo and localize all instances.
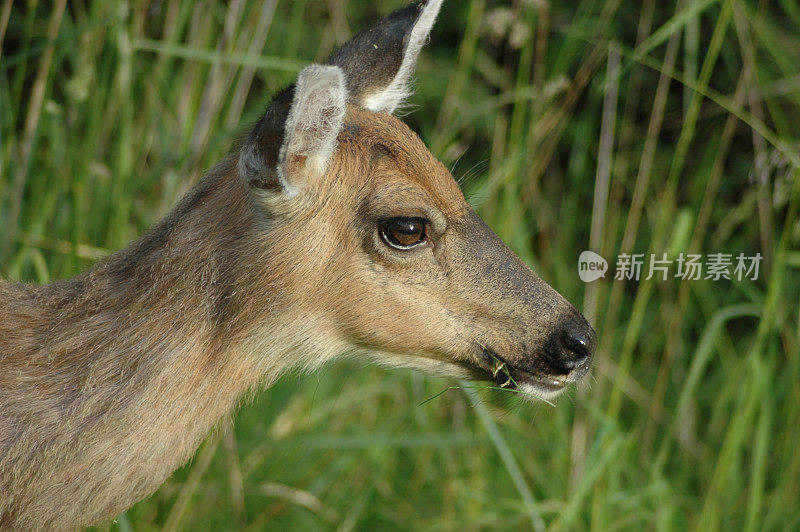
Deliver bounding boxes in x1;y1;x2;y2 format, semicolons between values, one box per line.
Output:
0;159;331;527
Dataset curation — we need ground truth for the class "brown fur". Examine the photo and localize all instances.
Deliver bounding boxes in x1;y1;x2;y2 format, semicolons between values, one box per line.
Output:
0;108;589;529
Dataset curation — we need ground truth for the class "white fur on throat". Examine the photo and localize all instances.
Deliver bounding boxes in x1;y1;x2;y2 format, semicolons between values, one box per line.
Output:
279;65;347;194
362;0;443;114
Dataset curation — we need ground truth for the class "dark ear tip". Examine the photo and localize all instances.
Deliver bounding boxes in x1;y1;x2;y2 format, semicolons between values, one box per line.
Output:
327;1;432;63
379;1;430;26
325;1;441;90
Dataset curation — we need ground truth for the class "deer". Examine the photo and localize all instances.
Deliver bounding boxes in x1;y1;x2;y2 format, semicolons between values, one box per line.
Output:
0;1;596;529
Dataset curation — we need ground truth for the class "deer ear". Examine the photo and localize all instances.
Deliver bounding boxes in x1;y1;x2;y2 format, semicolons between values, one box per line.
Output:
238;65;347;193
327;0;442;113
238;2;441;190
278;65;347;193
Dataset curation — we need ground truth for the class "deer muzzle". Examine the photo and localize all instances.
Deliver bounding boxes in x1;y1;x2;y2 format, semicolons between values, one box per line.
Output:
454;211;597;396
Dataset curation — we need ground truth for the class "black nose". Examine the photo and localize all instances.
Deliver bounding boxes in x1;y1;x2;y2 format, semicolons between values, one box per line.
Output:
560;322;595;368
544;316;597;375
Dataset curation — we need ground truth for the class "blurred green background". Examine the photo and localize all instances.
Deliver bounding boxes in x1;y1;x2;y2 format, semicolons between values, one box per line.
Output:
2;0;799;530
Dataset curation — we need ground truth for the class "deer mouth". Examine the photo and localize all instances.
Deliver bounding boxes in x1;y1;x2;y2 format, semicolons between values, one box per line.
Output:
477;347;573;398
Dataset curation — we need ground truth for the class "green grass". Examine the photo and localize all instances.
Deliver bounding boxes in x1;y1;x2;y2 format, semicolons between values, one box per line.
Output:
2;0;800;530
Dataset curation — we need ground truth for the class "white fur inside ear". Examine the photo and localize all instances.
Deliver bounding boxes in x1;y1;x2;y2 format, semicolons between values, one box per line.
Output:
362;0;443;114
279;65;347;193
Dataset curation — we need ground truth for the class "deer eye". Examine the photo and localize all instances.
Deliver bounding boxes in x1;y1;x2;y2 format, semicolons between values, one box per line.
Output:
380;217;428;250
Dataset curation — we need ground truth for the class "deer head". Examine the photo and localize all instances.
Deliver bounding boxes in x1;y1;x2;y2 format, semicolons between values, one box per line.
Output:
236;0;596;399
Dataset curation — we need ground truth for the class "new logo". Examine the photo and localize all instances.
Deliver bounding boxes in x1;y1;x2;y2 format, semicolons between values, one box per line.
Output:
578;251;608;282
